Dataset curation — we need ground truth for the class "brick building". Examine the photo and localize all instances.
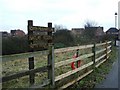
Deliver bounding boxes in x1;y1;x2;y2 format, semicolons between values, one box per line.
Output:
71;28;85;36
85;26;105;36
11;29;25;37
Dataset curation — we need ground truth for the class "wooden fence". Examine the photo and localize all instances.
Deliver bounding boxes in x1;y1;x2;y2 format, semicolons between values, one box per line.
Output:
1;41;112;89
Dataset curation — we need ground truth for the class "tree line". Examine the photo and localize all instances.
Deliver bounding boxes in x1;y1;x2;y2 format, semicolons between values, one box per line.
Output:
2;21;115;55
2;31;113;55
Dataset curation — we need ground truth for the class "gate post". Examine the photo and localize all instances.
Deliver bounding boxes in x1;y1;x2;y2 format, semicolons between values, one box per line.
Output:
28;20;35;85
48;22;55;87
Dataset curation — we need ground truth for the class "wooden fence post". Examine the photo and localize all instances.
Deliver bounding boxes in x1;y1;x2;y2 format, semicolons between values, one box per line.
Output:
92;43;96;68
28;20;35;85
76;49;79;68
48;22;55;87
105;41;108;60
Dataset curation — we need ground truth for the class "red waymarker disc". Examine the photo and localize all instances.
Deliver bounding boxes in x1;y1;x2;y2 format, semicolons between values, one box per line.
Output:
71;53;81;70
71;62;76;70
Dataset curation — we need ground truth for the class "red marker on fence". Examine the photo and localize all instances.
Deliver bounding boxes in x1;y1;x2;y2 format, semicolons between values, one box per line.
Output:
71;53;81;70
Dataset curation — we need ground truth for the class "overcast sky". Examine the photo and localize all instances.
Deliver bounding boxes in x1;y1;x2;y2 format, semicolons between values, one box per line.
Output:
0;0;119;33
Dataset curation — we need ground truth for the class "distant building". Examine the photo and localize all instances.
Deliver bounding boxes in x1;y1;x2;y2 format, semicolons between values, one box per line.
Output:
106;27;119;35
11;29;25;37
106;27;119;40
0;31;9;37
71;28;85;36
85;26;105;36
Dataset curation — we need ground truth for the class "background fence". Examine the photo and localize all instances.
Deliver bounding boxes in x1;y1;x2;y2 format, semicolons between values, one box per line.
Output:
1;41;112;89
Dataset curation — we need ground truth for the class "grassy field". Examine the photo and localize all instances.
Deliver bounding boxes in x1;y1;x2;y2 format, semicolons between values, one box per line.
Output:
2;43;110;89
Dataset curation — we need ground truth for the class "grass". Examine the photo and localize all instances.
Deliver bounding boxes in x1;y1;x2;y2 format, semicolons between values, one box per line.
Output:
70;46;118;89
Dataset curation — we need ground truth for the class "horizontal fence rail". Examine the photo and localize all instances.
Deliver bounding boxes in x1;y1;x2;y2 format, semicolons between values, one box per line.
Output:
59;69;94;89
55;61;93;82
54;44;94;54
1;66;49;83
1;41;112;89
1;50;49;62
55;53;94;68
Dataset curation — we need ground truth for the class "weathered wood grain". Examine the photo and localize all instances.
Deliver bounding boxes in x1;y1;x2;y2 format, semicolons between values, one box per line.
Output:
54;44;94;54
96;42;106;47
95;54;106;62
96;48;106;55
95;56;109;68
55;61;93;82
1;65;48;83
59;70;93;89
55;53;94;68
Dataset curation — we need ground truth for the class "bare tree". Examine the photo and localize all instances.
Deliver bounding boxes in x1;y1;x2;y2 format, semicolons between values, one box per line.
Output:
84;20;97;28
54;24;67;32
83;20;98;41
